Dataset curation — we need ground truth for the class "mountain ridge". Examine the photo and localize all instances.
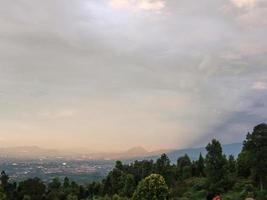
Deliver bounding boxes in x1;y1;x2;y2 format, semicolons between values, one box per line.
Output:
0;143;242;161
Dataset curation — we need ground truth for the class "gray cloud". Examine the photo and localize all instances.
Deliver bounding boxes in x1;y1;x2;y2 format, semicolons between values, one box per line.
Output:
0;0;266;151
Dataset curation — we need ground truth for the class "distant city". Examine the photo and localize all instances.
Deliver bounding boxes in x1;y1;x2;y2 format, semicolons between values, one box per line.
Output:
0;158;113;183
0;143;242;183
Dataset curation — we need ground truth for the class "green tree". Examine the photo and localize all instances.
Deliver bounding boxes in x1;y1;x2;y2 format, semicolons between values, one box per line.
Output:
102;168;124;195
228;155;236;175
132;174;169;200
87;181;103;199
242;123;267;190
49;177;61;190
128;160;154;183
155;154;175;185
205;139;228;192
64;177;70;188
197;153;205;177
0;171;9;189
121;174;135;197
46;177;64;200
177;154;191;170
0;172;16;199
177;154;192;180
156;154;171;171
115;161;124;171
237;150;251;178
17;178;46;200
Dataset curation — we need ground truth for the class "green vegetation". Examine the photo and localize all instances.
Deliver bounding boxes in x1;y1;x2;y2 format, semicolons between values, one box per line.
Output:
132;174;168;200
0;123;266;200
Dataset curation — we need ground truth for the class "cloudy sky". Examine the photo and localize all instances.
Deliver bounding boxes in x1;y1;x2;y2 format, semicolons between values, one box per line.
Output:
0;0;266;151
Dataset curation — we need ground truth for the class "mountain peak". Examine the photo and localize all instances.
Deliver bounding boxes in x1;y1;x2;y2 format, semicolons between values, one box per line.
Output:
125;146;148;155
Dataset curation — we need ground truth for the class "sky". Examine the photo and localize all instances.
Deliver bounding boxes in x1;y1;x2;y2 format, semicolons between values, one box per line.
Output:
0;0;266;151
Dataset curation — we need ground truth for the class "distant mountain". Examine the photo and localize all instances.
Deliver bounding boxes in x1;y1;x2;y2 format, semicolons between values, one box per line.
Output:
0;146;154;160
0;143;242;162
88;146;155;160
125;146;148;155
145;143;243;163
0;146;64;159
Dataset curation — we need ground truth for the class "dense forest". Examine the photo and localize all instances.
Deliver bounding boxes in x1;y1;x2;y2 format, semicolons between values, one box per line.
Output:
0;123;266;200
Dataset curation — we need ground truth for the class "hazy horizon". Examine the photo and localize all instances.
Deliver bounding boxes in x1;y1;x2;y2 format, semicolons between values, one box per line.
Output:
0;142;243;158
0;0;267;151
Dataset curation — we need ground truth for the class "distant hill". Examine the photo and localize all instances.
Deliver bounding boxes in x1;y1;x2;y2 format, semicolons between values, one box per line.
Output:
0;146;68;160
125;146;148;155
0;143;242;162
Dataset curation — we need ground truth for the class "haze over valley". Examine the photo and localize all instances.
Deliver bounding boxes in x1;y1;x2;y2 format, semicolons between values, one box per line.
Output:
0;143;242;183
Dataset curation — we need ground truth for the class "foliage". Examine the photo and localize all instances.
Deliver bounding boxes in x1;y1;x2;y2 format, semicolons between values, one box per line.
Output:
132;174;168;200
177;154;192;180
242;123;267;190
205;139;229;192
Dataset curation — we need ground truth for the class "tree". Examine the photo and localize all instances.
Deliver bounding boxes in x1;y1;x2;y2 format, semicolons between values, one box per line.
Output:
0;171;9;189
121;174;135;197
132;174;169;200
156;154;170;168
237;150;251;178
128;160;154;183
177;154;191;169
0;172;16;199
17;178;46;200
87;181;103;198
197;153;205;177
46;178;64;200
115;161;124;171
205;139;228;192
228;155;236;175
155;154;174;185
242;123;267;190
49;177;61;190
63;177;70;188
177;154;192;180
102;168;124;195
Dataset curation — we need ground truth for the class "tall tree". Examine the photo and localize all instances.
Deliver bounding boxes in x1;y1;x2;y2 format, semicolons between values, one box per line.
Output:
205;139;228;192
227;155;236;175
237;147;251;178
177;154;192;180
155;154;171;173
0;171;9;190
242;123;267;190
0;171;16;199
197;153;205;177
103;168;124;195
155;154;174;185
121;174;135;198
17;178;46;200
